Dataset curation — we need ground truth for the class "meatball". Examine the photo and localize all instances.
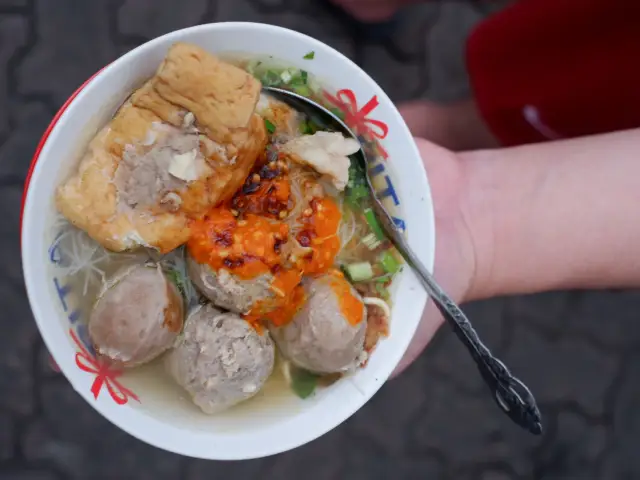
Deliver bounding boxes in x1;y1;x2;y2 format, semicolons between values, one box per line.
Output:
88;264;184;368
186;254;273;314
270;274;367;374
165;304;275;414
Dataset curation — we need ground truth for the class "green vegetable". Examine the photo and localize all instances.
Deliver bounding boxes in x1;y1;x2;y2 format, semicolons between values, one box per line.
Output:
291;84;312;97
291;368;319;399
303;51;315;60
364;208;385;240
264;118;276;134
285;69;312;97
345;158;370;207
299;121;312;135
299;119;322;135
346;187;368;207
261;70;282;87
287;69;306;84
299;122;311;135
347;157;366;185
166;269;180;286
346;184;369;207
344;261;374;282
165;269;187;299
379;250;401;275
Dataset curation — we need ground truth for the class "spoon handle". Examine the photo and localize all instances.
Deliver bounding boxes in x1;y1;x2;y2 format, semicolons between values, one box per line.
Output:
394;236;543;434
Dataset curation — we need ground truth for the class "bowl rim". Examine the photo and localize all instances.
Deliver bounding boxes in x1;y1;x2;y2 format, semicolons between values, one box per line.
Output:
20;21;435;460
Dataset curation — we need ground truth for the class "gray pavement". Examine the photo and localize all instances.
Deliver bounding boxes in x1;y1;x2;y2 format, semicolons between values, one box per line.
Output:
1;1;639;478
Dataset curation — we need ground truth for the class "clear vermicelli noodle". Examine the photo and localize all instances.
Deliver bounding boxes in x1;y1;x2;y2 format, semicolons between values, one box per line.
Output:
337;209;358;257
50;214;146;296
284;165;315;232
51;43;403;414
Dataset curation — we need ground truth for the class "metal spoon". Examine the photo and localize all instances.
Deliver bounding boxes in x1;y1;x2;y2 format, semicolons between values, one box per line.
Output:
264;86;543;435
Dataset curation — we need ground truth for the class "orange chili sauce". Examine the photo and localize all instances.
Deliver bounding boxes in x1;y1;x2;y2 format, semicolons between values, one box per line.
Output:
188;207;306;330
326;270;365;326
187;158;347;331
188;208;288;279
296;197;342;275
244;280;307;328
231;177;291;219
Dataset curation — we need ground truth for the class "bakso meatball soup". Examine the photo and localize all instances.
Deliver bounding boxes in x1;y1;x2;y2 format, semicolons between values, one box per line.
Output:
52;43;402;413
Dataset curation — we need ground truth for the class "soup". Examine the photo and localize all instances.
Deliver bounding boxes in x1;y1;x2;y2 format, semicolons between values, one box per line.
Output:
49;43;403;415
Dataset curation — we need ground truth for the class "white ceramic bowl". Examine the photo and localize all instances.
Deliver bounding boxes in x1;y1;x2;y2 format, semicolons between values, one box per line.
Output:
21;22;435;460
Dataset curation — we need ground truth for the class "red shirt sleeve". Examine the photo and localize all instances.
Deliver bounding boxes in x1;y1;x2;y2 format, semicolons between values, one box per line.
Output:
466;0;640;146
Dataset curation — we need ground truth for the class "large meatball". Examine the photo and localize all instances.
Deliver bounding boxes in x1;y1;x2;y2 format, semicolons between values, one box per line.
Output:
270;274;367;374
165;304;275;414
186;254;273;314
88;264;184;368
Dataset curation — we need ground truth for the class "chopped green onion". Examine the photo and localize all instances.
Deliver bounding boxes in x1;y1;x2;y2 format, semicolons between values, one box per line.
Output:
261;70;281;87
344;262;374;282
292;84;312;97
299;120;321;135
303;51;315;60
299;121;312;135
264;119;276;134
379;250;401;275
364;209;385;240
291;368;318;399
363;233;382;250
280;70;293;83
289;69;309;85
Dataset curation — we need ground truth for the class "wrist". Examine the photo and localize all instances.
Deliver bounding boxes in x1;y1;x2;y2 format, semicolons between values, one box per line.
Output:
458;130;640;300
457;149;501;301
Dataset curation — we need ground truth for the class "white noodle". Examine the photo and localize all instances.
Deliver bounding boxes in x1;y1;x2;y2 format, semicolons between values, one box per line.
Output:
281;359;293;387
363;296;391;320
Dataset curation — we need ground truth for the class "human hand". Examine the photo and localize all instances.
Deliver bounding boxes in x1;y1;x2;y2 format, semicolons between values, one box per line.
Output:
329;0;419;22
390;138;480;377
390;128;640;377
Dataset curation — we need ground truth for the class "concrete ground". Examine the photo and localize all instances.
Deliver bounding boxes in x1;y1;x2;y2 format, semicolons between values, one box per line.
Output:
1;0;639;478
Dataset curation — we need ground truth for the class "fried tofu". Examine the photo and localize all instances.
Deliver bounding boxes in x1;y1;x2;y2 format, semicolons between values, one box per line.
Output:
56;43;267;253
